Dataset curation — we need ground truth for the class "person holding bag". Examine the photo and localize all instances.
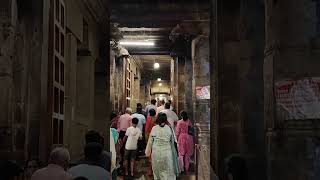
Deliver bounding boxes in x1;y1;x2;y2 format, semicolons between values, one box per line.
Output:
145;113;180;180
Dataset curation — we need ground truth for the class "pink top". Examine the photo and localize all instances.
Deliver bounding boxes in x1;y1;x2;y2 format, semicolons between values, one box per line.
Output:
111;116;120;129
118;113;132;131
176;119;192;140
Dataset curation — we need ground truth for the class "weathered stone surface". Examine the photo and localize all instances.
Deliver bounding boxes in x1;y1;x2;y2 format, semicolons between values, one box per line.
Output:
217;1;266;179
265;0;320;179
192;36;210;180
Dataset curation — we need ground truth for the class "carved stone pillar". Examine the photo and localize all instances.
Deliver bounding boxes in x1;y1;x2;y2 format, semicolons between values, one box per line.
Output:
192;36;210;180
171;34;194;115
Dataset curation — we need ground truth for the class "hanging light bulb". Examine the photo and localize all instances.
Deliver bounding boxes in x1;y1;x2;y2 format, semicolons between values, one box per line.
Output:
154;63;160;69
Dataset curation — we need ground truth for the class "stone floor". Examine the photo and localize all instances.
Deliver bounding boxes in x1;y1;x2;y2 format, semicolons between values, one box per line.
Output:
117;174;196;180
117;155;196;180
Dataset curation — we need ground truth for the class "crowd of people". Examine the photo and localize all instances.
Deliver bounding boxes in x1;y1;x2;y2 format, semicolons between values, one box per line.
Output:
110;99;195;179
1;129;112;180
0;99;249;180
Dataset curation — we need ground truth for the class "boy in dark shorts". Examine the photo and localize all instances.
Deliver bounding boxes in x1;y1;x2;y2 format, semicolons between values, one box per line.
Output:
123;117;142;177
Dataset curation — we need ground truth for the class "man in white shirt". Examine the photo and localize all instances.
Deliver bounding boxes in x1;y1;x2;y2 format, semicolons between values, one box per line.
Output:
132;104;147;131
123;118;142;177
145;99;157;115
156;100;165;114
132;104;147;156
68;143;111;180
160;102;179;131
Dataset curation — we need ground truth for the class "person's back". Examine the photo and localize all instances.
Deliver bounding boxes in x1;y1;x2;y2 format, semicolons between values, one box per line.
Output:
131;113;146;132
68;164;110;180
118;111;132;132
145;99;157;115
151;125;172;143
31;147;72;180
110;111;120;130
156;100;165;114
78;130;111;171
146;104;157;113
146;113;178;179
32;164;72;180
160;103;179;129
123;118;142;177
69;143;110;180
125;122;142;150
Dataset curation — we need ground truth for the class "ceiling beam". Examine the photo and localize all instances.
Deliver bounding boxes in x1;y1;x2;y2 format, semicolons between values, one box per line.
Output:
130;51;170;55
122;35;168;39
111;3;210;12
111;13;209;24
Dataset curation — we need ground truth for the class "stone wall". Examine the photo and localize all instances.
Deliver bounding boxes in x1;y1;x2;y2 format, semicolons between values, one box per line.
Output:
0;0;110;164
217;0;266;179
265;0;320;179
64;0;109;160
0;0;48;163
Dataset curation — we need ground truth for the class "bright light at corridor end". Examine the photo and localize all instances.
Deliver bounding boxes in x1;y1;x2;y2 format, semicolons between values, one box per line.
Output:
154;63;160;69
157;78;161;81
119;41;155;46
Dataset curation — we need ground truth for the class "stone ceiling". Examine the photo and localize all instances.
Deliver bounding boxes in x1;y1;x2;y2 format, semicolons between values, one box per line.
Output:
110;0;210;55
132;55;172;81
111;0;210;82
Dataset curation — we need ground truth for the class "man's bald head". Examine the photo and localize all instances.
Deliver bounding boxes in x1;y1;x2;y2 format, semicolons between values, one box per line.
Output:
49;147;70;169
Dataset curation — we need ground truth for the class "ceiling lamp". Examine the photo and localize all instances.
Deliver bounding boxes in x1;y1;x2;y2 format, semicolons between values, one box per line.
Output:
157;78;161;81
119;40;155;46
154;63;160;69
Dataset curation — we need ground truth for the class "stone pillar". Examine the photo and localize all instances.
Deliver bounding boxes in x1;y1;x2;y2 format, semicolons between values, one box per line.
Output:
0;0;17;158
114;56;126;113
173;56;179;110
94;71;109;148
192;36;210;180
184;57;193;118
65;33;78;158
110;49;116;110
76;55;95;128
94;35;110;149
265;0;320;179
177;56;185;114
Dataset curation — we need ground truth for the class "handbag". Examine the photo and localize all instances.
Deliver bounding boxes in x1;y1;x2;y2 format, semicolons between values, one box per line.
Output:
188;125;194;136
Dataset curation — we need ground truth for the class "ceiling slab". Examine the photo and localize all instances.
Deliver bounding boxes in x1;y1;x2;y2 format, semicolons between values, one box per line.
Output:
111;0;210;54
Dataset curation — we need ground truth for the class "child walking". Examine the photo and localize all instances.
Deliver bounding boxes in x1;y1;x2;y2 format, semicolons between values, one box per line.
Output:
123;117;142;177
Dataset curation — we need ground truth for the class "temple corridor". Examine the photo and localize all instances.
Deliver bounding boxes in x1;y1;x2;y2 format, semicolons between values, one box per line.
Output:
1;0;320;180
